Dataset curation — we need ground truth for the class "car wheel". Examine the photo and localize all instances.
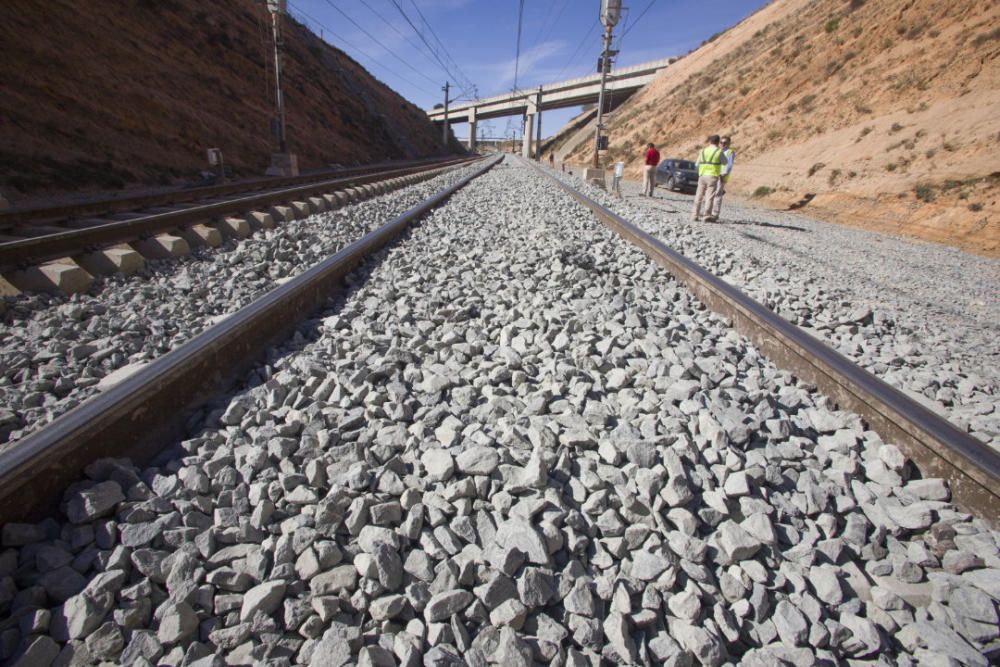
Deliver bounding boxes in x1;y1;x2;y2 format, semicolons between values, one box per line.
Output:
666;176;676;190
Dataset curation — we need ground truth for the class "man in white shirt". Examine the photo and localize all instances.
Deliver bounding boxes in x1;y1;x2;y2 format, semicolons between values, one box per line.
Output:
710;136;735;221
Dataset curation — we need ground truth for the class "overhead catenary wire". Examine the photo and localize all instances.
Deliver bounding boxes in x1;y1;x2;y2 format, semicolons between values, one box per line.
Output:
320;0;440;87
528;0;568;55
356;0;442;72
512;0;526;92
285;1;438;97
556;18;601;81
407;0;473;89
389;0;476;97
620;0;657;40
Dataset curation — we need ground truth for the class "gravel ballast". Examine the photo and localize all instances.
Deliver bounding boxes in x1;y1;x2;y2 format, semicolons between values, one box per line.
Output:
0;163;485;448
0;156;997;666
558;171;1000;452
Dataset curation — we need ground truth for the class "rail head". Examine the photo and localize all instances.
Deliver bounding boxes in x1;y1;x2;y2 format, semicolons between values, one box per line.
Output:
526;158;1000;528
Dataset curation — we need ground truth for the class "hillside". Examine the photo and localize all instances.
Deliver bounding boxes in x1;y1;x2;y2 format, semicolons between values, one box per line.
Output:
0;0;454;201
565;0;1000;256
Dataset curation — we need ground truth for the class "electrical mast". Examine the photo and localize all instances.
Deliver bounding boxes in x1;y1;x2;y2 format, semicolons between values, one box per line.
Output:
593;0;621;168
442;82;450;148
264;0;297;175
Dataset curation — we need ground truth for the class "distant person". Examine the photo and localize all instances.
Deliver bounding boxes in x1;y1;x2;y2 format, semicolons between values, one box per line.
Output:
612;161;624;197
693;134;724;221
642;142;660;196
710;136;735;221
549;153;555;167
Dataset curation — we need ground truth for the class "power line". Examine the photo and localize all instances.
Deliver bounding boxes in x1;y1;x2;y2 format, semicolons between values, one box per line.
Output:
389;0;473;92
285;1;436;96
556;18;600;81
356;0;441;72
530;0;570;55
620;0;657;40
388;0;475;96
406;0;475;96
512;0;526;91
407;0;471;85
320;0;439;87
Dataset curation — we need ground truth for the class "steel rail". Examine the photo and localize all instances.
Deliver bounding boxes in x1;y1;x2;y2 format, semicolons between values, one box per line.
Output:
0;157;477;272
0;155;500;524
528;159;1000;527
0;156;464;231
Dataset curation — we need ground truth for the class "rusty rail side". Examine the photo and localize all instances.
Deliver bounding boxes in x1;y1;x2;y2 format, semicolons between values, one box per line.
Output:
530;160;1000;527
0;156;499;524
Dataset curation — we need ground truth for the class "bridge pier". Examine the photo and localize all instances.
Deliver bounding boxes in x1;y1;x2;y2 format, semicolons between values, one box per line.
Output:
534;87;543;161
467;108;477;152
521;113;534;159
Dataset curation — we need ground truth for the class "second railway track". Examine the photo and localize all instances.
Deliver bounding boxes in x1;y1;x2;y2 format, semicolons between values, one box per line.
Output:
0;155;997;666
0;157;465;236
0;156;476;293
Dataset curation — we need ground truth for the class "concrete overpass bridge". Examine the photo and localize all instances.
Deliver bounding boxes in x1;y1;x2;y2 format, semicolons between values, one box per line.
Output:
427;57;674;157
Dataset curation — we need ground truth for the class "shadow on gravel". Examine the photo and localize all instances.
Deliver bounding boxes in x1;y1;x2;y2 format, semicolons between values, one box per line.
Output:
633;198;685;214
721;218;808;232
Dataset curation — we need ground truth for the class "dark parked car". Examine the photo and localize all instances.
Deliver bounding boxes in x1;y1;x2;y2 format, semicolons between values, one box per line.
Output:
655;159;698;192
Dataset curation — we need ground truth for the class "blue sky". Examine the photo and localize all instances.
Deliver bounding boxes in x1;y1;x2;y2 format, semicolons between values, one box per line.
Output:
286;0;770;139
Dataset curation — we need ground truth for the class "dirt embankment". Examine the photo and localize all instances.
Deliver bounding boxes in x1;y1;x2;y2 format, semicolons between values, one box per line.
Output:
563;0;1000;256
0;0;454;201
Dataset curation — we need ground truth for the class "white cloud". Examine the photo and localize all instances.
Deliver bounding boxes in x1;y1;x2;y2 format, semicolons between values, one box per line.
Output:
417;0;472;10
469;40;569;94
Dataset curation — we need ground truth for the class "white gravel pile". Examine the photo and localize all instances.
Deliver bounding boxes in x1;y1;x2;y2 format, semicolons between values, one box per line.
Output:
1;157;997;666
554;172;1000;452
0;163;485;449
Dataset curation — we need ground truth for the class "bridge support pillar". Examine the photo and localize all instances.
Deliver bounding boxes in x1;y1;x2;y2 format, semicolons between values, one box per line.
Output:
521;113;534;159
467;108;477;152
535;87;543;161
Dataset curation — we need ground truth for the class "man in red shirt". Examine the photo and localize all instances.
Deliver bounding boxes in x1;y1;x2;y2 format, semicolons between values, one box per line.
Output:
642;142;660;196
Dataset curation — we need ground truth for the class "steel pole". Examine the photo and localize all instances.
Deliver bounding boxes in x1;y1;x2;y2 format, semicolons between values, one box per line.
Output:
592;25;612;168
271;9;287;153
442;82;450;148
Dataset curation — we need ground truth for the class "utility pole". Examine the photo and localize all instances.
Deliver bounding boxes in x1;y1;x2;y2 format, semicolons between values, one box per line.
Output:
264;0;297;175
442;82;450;149
592;0;621;169
268;0;287;153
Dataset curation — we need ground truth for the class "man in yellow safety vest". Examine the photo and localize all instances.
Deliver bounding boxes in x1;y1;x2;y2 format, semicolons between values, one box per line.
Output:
710;136;735;221
693;135;724;222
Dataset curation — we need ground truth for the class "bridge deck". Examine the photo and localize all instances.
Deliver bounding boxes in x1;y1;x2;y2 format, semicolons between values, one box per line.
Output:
427;57;674;123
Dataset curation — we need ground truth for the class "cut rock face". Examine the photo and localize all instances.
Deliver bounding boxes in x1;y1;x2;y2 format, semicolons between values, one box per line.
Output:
0;157;997;667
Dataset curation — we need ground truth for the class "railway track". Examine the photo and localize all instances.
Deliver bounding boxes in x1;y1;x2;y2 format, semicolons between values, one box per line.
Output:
525;160;1000;525
0;157;461;236
0;156;476;293
0;155;995;666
